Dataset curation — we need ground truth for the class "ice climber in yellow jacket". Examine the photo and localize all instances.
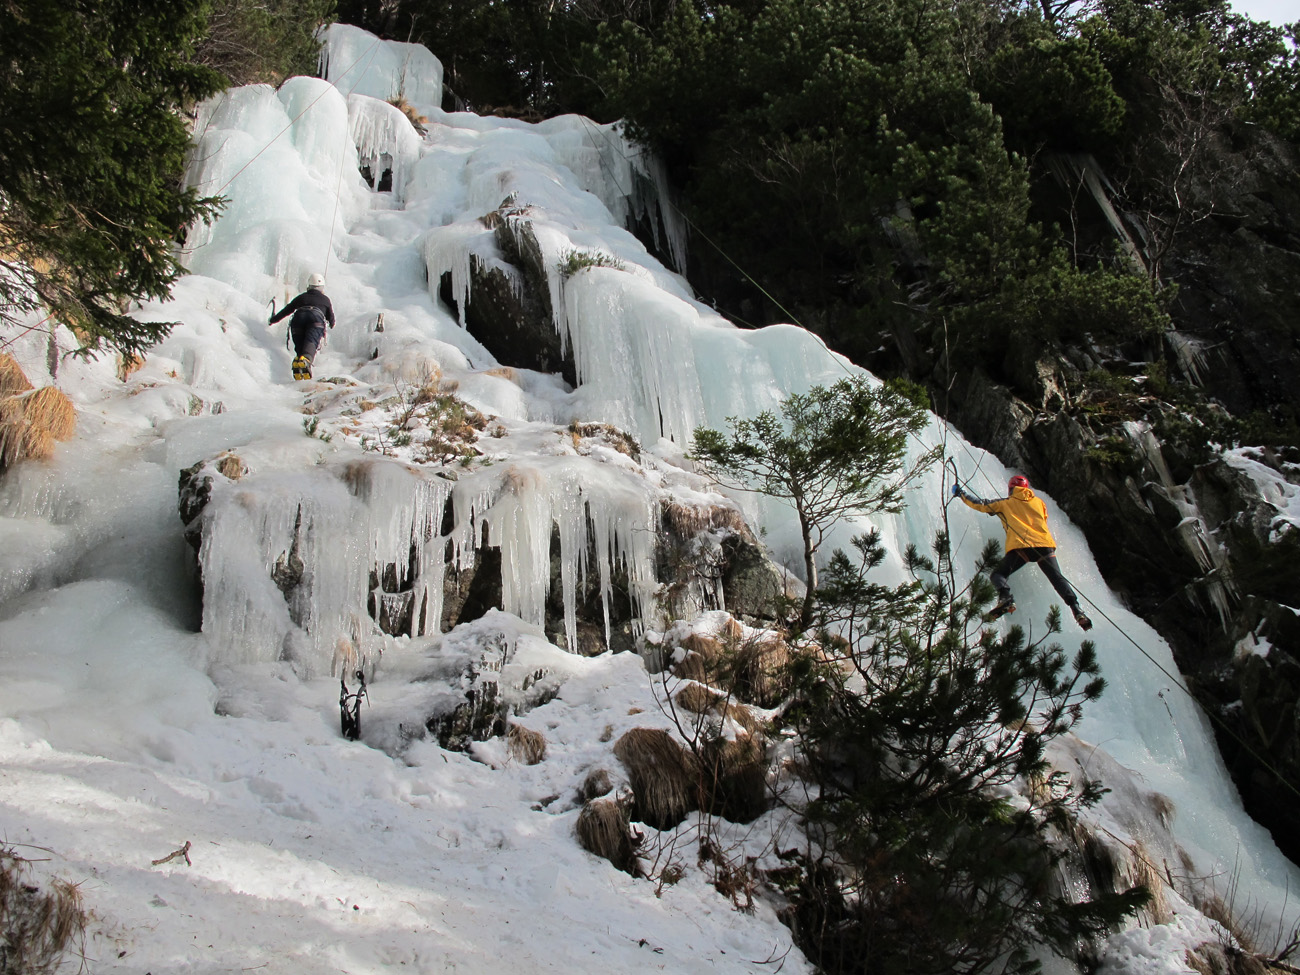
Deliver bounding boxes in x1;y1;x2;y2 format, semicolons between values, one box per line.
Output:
951;474;1093;631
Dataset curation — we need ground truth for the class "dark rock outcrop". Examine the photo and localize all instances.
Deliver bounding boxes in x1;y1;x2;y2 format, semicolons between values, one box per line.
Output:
438;210;576;386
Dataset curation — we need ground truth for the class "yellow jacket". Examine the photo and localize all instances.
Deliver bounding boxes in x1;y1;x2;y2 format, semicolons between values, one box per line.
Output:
960;485;1057;552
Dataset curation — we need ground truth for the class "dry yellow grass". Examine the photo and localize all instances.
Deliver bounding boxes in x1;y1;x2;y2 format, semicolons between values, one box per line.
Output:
614;728;699;830
575;798;640;876
661;498;747;538
0;354;34;397
680;632;723;661
506;723;547;765
0;386;76;467
23;387;75;441
722;702;761;737
388;95;428;135
567;421;640;460
671;652;712;685
671;633;724;684
732;637;790;707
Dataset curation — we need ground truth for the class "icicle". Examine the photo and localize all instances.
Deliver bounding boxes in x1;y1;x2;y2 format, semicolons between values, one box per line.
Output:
351;460;455;637
347;94;423;201
198;470;369;677
421;223;496;327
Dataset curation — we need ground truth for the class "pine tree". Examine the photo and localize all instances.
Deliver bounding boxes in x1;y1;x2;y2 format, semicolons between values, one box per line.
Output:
781;531;1149;974
691;375;938;629
0;0;224;358
197;0;338;87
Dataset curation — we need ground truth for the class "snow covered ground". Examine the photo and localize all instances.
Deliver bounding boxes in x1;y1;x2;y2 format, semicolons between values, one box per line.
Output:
0;24;1296;974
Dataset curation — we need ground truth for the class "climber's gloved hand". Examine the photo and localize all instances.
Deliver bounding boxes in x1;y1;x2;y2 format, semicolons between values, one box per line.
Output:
950;484;964;498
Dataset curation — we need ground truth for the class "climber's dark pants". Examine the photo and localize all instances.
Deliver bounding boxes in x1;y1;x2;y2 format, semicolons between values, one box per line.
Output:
291;323;326;361
992;546;1079;610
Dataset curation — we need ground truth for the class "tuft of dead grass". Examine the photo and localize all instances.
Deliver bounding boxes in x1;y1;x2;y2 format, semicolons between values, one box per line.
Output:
729;636;790;708
388;95;428;135
675;682;724;715
681;633;723;660
506;723;547;765
567;420;641;461
1122;840;1173;927
0;846;86;975
671;633;723;684
661;498;747;538
698;727;767;824
0;354;34;398
578;767;613;803
614;728;699;830
1184;942;1274;975
671;653;712;684
0;386;76;467
576;798;641;876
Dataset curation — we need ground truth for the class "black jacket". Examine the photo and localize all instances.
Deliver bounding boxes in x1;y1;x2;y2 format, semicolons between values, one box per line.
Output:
271;288;335;328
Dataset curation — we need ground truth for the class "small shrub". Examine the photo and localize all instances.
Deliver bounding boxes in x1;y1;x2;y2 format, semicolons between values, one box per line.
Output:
558;249;626;277
389;95;428;135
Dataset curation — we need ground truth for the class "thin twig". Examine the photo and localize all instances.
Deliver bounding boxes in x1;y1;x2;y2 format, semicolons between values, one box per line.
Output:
151;841;192;866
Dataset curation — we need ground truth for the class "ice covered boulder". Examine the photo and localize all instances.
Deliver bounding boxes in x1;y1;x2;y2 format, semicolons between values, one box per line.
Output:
176;392;793;679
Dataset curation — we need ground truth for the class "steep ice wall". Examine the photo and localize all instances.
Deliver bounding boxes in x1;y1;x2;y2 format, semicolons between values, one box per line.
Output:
190;446;662;677
319;23;443;110
161;21;1300;951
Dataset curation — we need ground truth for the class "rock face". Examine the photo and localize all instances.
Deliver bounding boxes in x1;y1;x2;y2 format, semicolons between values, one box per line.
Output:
797;125;1298;866
944;355;1300;864
438;208;577;387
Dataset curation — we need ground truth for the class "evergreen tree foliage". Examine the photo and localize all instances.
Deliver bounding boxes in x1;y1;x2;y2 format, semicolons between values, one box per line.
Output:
577;0;1175;374
0;0;225;358
780;530;1149;974
690;376;937;628
197;0;338;87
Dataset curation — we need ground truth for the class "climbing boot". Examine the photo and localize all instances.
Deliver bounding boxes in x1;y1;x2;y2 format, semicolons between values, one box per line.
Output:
984;598;1016;623
292;355;311;380
1073;609;1093;631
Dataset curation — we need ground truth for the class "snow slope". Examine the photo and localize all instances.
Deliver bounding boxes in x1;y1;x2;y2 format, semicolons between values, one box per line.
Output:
0;24;1295;974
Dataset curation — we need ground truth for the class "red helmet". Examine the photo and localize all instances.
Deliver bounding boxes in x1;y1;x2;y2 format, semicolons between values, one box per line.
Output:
1008;475;1030;490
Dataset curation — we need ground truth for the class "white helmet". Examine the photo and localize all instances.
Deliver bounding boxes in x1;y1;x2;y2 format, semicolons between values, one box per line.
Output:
307;273;325;289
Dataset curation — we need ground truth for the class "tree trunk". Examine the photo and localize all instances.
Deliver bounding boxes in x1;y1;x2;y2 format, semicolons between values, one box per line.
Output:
799;509;817;630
